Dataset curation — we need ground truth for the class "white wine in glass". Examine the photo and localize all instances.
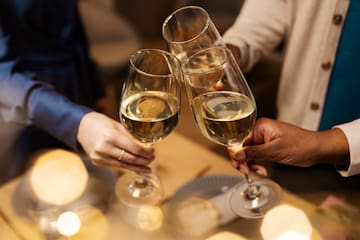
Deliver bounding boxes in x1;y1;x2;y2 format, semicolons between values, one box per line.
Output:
162;5;225;63
118;49;182;206
182;46;282;218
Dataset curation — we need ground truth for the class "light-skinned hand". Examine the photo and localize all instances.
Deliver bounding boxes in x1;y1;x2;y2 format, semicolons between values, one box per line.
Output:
77;112;155;173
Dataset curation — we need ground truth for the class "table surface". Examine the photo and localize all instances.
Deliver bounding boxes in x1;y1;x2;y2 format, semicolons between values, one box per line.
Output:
2;130;351;240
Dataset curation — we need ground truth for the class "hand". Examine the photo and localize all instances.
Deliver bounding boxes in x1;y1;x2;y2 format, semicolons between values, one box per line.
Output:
226;44;241;67
228;118;350;175
77;112;155;173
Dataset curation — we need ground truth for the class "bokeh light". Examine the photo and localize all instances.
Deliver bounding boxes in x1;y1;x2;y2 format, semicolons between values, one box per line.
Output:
29;149;88;206
57;211;81;237
136;205;164;231
261;204;312;240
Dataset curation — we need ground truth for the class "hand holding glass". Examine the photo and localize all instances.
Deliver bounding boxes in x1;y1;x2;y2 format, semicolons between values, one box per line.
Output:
182;46;281;218
118;49;182;206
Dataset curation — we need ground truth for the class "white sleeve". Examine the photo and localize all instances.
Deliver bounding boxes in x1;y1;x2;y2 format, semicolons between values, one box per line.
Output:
335;119;360;177
223;0;288;72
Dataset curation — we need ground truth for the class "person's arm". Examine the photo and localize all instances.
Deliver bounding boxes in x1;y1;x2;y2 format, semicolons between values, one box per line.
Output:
229;118;351;176
0;23;91;149
0;26;154;173
223;0;287;72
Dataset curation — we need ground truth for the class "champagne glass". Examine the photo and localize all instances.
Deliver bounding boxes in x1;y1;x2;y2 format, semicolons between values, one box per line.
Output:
118;49;182;206
182;46;281;218
162;5;225;63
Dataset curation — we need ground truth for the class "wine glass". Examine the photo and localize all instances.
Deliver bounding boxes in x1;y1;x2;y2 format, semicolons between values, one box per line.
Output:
162;5;225;63
182;46;282;218
118;49;182;206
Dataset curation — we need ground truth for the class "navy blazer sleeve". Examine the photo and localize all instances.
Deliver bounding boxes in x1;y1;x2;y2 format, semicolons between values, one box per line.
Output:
0;20;92;150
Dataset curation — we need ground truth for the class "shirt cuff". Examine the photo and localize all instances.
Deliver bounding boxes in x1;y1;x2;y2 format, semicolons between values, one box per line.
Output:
334;119;360;177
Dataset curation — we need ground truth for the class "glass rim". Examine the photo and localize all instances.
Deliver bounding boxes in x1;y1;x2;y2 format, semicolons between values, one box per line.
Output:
129;48;182;78
182;46;231;74
162;5;211;44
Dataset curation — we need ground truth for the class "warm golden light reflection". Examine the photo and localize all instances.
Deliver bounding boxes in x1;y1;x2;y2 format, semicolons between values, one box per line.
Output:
29;149;88;206
206;231;247;240
261;204;312;240
276;231;309;240
136;205;163;231
175;196;220;237
62;206;108;240
57;211;81;236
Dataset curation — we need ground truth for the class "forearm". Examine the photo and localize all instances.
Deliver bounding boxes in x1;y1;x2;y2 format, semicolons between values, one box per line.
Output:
28;85;92;149
0;70;92;150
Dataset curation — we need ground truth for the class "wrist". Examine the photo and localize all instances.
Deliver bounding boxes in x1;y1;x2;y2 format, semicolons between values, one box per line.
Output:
226;43;242;67
316;128;350;168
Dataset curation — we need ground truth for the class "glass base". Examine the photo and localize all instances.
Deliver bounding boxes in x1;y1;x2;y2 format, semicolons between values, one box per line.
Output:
115;173;163;207
229;178;282;219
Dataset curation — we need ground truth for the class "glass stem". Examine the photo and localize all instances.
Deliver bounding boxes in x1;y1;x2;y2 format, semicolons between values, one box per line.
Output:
134;175;150;188
244;173;260;200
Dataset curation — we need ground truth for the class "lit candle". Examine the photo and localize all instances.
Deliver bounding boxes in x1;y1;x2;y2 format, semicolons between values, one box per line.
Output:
57;211;81;237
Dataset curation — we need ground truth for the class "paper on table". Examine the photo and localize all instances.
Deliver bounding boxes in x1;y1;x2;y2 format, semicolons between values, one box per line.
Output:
0;214;21;240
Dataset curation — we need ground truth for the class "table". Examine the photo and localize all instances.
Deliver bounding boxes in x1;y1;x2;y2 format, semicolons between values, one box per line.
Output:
0;212;21;240
0;131;359;239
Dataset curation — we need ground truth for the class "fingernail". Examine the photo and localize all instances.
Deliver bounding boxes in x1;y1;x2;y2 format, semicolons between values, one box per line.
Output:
239;165;249;175
256;169;268;177
232;160;239;169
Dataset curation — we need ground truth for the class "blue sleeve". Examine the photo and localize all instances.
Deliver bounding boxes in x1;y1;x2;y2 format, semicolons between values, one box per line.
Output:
0;25;92;150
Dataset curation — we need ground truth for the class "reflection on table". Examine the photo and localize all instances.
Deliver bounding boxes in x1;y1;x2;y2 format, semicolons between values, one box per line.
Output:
0;131;359;239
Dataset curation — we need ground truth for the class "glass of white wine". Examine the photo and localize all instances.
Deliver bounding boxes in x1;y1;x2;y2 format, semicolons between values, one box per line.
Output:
182;46;282;218
118;49;182;206
162;5;225;64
